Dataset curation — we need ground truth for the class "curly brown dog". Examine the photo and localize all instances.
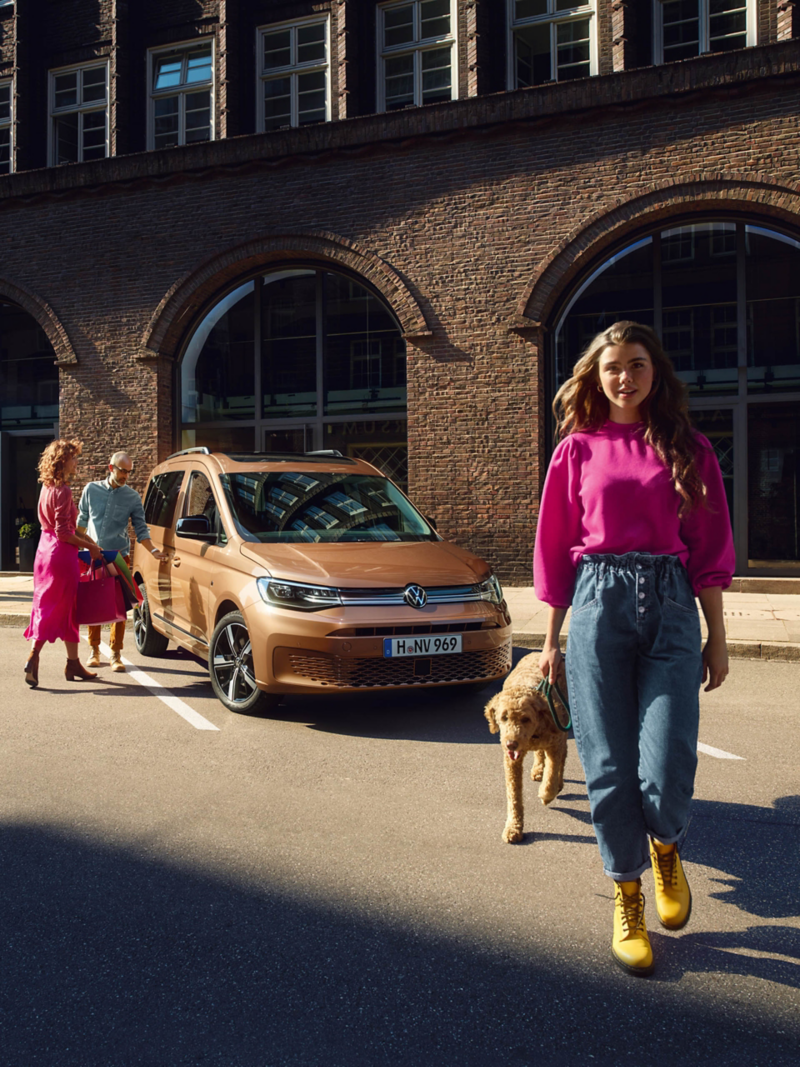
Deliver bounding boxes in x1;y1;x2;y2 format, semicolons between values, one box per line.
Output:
484;653;568;843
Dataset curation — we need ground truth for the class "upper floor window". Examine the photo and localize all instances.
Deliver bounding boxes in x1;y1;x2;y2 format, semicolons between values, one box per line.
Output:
148;41;213;150
0;80;11;174
257;17;330;131
654;0;755;63
49;63;108;165
378;0;456;112
509;1;596;88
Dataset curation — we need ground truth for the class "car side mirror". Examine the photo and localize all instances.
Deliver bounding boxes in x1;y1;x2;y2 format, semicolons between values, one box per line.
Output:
175;516;217;542
426;515;438;531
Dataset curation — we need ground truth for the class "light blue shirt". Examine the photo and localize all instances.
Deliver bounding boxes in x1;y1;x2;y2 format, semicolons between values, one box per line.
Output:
77;478;151;555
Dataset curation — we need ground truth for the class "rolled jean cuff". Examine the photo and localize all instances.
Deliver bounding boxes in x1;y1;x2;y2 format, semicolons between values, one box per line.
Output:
604;858;651;882
647;829;683;847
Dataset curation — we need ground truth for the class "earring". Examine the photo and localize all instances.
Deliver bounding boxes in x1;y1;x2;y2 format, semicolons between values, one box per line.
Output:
596;384;603;394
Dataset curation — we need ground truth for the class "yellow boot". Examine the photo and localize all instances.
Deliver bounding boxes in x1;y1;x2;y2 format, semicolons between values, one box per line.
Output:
612;879;654;977
650;838;692;930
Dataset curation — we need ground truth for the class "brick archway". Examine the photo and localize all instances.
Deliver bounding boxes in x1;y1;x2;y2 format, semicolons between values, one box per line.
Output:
140;231;432;362
511;175;800;330
0;277;77;366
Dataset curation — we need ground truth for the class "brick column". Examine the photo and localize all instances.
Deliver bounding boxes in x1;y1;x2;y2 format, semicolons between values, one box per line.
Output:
777;0;800;40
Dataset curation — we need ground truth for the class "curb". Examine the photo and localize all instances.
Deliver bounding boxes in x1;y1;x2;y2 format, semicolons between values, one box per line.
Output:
512;632;800;662
4;610;798;660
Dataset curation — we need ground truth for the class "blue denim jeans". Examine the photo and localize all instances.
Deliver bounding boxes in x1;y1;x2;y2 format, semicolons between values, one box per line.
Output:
566;553;703;881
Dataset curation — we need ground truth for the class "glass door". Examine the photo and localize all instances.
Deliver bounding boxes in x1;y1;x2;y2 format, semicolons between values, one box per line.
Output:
747;402;800;569
262;424;314;453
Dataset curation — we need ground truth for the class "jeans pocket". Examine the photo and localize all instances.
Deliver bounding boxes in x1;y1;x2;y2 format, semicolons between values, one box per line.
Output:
571;595;598;619
664;596;698;618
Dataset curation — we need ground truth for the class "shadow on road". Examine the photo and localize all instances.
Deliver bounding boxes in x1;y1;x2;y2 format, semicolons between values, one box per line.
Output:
2;824;798;1067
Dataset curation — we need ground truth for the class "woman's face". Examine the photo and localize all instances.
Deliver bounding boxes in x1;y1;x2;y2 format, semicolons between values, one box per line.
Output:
597;343;655;423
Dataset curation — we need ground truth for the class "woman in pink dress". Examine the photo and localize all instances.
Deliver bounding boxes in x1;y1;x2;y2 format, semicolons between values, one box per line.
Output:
24;439;102;687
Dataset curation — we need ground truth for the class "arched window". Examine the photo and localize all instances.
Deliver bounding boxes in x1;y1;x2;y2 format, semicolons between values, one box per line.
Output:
552;221;800;574
180;268;408;488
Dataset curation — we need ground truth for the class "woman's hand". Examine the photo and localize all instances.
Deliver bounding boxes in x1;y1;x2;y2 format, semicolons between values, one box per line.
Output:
88;544;103;561
702;632;729;691
539;642;564;680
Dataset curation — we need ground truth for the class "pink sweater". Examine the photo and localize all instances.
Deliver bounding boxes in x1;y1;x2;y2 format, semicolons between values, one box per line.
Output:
533;420;735;608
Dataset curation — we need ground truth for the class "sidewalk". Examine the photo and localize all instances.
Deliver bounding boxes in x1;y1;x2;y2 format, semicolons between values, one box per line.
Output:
3;572;799;661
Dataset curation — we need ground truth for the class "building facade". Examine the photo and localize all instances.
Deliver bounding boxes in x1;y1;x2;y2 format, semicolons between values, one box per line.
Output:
1;0;799;580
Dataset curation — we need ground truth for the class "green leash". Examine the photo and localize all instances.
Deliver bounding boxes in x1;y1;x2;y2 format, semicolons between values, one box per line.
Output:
535;675;572;732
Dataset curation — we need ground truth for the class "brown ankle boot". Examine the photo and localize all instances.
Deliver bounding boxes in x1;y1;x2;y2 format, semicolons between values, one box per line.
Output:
25;649;41;688
65;657;98;682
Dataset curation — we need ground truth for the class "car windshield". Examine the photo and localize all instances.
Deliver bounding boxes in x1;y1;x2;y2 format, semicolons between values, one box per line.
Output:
218;471;436;543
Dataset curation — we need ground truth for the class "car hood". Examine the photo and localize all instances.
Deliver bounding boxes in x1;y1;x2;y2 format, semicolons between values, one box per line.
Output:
238;539;492;588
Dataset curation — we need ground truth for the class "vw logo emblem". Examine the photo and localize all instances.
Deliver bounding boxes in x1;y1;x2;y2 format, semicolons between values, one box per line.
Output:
404;584;428;609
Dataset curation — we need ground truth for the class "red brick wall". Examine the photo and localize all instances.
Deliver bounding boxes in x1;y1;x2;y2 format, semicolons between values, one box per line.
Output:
1;8;799;581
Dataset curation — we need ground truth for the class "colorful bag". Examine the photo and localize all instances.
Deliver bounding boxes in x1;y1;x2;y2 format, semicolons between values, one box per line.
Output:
76;560;127;625
111;552;143;604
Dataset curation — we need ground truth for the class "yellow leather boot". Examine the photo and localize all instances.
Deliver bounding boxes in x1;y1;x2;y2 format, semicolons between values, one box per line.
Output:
612;879;654;976
650;838;692;930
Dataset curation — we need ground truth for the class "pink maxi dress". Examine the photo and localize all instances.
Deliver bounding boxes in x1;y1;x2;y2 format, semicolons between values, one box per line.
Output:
24;483;80;644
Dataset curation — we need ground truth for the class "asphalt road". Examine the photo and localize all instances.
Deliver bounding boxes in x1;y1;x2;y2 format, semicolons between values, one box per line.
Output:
2;630;799;1067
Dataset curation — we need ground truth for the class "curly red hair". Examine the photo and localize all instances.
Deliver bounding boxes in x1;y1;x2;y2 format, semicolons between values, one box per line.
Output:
37;439;82;486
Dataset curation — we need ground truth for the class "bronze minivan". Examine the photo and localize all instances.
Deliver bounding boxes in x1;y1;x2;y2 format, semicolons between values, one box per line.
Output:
132;449;512;713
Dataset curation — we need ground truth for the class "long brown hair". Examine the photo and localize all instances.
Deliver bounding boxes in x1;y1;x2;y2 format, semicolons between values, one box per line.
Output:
37;439;82;487
553;321;706;515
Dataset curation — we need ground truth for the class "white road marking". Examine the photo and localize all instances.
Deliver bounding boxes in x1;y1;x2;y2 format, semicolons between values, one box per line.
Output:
697;742;744;760
89;639;220;732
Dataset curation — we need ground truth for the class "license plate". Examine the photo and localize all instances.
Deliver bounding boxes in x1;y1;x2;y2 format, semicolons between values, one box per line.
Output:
383;635;463;658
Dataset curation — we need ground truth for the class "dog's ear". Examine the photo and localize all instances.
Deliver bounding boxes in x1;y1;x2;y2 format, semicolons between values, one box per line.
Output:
484;697;499;733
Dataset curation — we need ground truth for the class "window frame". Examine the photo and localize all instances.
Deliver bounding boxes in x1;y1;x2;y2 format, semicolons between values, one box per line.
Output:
507;0;597;90
0;78;12;174
48;61;109;166
653;0;756;64
377;0;458;113
147;37;215;151
256;15;331;132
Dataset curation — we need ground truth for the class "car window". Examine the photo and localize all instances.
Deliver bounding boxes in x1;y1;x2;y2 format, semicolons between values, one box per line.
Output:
218;471;435;544
183;469;227;544
143;470;184;528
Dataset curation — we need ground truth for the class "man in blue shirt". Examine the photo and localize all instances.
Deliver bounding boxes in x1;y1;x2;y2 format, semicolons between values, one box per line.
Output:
77;451;167;672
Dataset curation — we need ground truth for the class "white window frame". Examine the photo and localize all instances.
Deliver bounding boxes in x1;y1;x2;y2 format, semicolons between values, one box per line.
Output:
147;38;215;151
377;0;458;113
256;15;331;132
0;78;12;174
653;0;756;64
48;61;109;166
507;0;597;89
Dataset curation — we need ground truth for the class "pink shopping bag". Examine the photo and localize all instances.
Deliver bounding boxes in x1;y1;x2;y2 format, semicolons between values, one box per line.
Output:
76;561;127;625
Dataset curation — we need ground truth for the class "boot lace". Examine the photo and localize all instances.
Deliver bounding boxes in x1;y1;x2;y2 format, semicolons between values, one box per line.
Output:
616;883;646;936
651;844;678;891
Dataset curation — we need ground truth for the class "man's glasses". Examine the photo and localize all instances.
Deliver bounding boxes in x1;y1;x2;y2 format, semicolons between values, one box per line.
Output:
112;465;133;475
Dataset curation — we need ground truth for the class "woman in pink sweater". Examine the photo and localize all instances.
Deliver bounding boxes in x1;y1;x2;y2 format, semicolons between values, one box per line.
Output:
24;439;102;687
534;321;734;977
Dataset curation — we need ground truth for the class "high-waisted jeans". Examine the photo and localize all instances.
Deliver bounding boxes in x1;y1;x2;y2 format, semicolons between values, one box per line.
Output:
566;553;703;881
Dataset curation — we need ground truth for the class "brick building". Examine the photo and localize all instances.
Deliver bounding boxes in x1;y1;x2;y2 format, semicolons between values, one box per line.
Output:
1;0;799;580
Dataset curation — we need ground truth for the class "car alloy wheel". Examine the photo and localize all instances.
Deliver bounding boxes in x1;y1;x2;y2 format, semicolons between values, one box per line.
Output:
209;611;276;715
133;582;169;656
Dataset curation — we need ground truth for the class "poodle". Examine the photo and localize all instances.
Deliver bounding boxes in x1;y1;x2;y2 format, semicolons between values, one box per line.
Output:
484;653;569;843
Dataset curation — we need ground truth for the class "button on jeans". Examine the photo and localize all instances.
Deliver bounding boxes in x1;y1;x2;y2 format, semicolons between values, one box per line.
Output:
565;553;702;881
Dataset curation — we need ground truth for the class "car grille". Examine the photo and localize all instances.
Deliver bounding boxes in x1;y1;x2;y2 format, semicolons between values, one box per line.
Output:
286;642;512;688
333;621;489;637
337;585;491;606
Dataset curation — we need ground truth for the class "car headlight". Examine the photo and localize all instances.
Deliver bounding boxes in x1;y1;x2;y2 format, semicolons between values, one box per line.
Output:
257;577;343;611
476;573;504;605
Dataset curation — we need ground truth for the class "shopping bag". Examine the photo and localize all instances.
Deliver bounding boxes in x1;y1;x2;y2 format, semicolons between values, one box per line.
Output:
76;561;127;625
112;552;143;604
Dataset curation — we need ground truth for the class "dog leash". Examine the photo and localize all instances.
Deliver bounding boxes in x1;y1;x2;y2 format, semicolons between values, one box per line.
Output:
534;675;572;732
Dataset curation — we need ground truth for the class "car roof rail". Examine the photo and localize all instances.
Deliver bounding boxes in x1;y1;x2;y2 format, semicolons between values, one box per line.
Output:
305;449;343;457
165;446;211;459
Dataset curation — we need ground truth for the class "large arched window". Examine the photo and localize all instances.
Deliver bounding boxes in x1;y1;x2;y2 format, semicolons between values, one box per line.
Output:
0;300;60;569
180;268;408;487
552;221;800;575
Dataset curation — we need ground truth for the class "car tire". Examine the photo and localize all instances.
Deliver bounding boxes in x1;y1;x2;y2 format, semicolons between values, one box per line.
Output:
209;611;278;715
133;582;169;656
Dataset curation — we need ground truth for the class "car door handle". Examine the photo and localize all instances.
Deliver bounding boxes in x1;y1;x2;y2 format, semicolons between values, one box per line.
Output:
172;556;181;567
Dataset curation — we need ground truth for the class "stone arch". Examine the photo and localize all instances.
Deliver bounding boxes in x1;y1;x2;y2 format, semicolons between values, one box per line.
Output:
0;277;78;365
511;175;800;331
140;231;432;361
